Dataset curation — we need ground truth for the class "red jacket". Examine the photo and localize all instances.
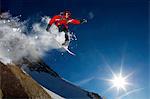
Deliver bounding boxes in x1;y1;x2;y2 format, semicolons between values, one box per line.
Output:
49;15;81;29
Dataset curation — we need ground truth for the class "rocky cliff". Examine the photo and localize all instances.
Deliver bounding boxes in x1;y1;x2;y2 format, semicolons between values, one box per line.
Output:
0;62;52;99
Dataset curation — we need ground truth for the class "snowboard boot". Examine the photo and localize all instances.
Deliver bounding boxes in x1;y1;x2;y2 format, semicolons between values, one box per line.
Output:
62;34;69;46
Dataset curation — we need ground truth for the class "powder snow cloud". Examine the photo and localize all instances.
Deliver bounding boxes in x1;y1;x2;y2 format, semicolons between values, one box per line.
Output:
0;12;67;63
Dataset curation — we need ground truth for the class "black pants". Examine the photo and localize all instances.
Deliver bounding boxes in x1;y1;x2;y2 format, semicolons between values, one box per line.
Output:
58;25;69;41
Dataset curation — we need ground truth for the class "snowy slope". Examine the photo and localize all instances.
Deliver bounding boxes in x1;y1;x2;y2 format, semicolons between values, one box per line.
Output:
23;67;91;98
21;58;102;99
41;86;65;99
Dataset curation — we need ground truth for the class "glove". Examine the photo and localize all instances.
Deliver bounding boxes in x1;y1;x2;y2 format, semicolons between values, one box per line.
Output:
80;19;87;24
46;24;51;32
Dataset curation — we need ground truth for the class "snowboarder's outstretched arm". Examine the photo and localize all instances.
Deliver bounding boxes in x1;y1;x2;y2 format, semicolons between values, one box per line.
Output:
68;18;87;24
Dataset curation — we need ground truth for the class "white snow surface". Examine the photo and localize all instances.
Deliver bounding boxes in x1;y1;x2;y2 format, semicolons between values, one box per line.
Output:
41;85;65;99
0;57;12;65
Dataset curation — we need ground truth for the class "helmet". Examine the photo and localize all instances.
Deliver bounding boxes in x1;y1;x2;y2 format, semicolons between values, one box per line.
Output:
63;10;71;16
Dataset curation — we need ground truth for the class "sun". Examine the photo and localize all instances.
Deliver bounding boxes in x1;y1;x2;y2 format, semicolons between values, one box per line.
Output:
104;67;132;93
109;73;129;92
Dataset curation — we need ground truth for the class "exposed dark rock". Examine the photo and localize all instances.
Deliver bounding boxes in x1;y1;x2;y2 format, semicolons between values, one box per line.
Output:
0;62;52;99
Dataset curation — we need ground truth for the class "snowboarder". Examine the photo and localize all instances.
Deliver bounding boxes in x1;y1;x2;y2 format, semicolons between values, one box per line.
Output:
46;10;87;45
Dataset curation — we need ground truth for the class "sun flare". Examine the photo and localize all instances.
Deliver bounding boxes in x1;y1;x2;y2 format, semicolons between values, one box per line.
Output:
110;73;129;92
104;68;133;93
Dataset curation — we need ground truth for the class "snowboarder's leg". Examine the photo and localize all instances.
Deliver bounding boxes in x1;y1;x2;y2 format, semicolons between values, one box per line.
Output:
62;33;69;46
65;33;69;41
58;25;69;46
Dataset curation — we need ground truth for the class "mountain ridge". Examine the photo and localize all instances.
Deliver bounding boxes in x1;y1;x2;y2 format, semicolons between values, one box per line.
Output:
19;57;102;99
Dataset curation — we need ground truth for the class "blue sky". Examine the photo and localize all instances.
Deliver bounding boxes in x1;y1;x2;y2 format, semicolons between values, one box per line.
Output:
2;0;149;98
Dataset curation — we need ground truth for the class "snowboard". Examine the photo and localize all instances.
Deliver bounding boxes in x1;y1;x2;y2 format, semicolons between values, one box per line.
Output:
62;45;75;56
54;37;75;56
